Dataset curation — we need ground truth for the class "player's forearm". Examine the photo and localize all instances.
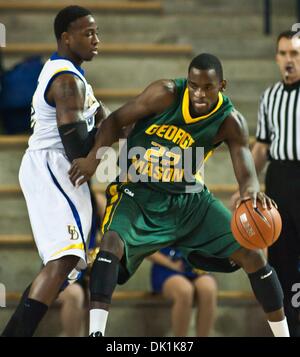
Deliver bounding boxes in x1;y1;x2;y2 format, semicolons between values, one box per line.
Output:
251;142;269;177
231;146;260;197
86;114;123;163
238;175;260;198
58;121;93;162
236;157;260;197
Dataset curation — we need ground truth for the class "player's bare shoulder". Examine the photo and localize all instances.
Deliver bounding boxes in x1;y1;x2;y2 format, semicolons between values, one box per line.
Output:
230;109;248;129
46;74;85;109
138;79;177;115
147;79;177;98
215;109;249;144
161;79;177;94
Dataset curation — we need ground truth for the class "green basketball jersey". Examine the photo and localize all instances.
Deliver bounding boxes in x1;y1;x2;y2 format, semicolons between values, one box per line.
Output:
122;78;234;193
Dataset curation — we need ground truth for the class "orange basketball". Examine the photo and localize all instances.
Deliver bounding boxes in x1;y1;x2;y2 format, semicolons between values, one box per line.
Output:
231;199;282;250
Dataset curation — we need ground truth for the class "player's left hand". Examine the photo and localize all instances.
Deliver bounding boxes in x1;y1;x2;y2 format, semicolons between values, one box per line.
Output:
236;191;276;210
68;157;98;186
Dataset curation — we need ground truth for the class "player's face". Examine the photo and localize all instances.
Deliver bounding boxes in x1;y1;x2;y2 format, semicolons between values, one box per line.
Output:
187;67;226;115
66;15;100;62
276;37;300;84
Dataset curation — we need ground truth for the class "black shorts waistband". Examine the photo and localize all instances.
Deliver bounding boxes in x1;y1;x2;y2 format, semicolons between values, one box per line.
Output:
269;159;300;168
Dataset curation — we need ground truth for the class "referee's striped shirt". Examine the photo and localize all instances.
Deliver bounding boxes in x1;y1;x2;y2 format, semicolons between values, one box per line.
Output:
256;80;300;161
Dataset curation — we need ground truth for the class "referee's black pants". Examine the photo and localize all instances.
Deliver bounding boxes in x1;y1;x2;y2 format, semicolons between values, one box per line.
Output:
266;160;300;336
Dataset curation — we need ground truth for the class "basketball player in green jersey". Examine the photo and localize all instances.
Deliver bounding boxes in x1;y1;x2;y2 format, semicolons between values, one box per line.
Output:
69;54;289;337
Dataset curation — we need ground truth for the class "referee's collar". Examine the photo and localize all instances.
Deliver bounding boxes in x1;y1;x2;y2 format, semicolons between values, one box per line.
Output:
283;79;300;91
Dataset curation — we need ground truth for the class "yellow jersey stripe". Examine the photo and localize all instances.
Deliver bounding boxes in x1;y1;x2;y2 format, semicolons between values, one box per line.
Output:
53;67;70;75
101;204;113;234
101;183;127;233
107;193;123;231
50;243;84;258
109;184;118;197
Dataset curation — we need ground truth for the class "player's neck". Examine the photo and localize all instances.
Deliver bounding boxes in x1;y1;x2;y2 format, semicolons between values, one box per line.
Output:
56;46;83;67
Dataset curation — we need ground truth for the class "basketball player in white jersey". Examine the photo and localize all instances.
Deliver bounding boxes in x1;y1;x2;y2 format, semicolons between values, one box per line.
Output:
2;6;109;337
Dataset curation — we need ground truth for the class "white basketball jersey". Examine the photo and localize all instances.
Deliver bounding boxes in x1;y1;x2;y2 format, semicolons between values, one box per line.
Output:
28;52;99;151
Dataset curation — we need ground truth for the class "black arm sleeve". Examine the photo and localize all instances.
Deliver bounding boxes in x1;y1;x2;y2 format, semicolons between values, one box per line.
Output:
58;122;97;162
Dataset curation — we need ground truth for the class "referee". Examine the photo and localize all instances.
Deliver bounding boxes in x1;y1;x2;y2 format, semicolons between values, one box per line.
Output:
253;30;300;337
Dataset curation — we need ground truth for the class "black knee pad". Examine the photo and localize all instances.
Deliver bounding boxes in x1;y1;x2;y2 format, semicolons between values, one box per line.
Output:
90;250;119;304
248;263;284;313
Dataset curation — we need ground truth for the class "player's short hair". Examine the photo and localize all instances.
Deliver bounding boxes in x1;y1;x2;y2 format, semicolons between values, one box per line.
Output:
188;53;223;81
54;5;92;40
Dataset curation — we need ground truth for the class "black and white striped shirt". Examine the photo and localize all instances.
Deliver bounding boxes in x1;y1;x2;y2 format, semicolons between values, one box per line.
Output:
256;80;300;161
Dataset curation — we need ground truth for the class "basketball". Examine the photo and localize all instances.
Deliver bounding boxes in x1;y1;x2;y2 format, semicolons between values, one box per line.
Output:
231;199;282;249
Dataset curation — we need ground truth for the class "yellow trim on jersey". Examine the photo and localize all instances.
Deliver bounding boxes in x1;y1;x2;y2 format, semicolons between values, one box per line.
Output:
194;171;204;183
101;205;113;233
182;89;223;124
204;149;213;162
101;184;118;232
50;243;84;258
107;193;123;231
53;67;70;75
101;184;126;233
109;184;118;200
101;193;124;234
194;149;214;183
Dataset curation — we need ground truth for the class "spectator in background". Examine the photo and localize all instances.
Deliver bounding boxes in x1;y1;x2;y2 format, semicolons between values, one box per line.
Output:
56;277;86;337
0;56;44;134
148;247;218;337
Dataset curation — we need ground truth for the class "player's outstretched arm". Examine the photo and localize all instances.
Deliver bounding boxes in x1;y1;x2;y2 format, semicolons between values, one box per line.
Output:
68;79;176;186
220;113;272;209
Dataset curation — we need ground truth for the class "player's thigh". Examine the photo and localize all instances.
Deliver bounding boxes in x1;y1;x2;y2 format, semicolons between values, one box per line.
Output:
20;151;92;271
103;183;178;279
178;196;241;272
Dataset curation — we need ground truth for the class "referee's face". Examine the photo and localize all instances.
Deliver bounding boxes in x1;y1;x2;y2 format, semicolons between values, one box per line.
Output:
276;37;300;84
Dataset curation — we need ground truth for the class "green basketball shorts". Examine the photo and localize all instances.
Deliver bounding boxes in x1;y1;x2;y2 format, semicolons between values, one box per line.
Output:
102;182;241;283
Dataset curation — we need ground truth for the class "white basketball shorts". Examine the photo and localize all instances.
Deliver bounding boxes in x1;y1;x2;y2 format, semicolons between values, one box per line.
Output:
19;149;92;270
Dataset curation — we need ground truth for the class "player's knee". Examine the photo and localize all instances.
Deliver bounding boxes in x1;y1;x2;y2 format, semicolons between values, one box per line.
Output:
100;231;124;259
90;250;119;304
232;247;266;274
248;263;284;313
